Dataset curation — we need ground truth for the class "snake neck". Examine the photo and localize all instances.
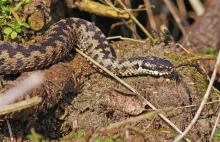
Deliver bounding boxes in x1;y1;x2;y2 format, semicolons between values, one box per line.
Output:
72;19;174;76
95;57;173;76
0;18;174;75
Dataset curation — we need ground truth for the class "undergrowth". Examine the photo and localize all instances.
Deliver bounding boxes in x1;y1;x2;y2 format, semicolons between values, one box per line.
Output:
0;0;31;39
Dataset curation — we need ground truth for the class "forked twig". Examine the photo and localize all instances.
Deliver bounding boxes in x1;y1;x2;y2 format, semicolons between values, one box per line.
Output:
116;0;154;41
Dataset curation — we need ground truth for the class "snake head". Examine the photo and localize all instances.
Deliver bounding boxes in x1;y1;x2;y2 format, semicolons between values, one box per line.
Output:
140;56;174;76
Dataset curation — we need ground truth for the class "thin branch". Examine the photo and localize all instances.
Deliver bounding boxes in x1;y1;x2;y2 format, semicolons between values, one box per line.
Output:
123;0;138;39
74;48;139;95
188;0;205;16
209;112;220;142
0;71;44;107
163;0;186;36
99;110;161;131
6;120;14;141
75;47;191;142
177;0;189;26
116;0;154;41
75;0;129;19
121;19;142;39
107;36;145;43
177;0;187;18
0;96;42;115
144;0;157;30
175;50;220;141
176;43;190;54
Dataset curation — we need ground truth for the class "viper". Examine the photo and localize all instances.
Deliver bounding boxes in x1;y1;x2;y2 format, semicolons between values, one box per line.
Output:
0;18;174;76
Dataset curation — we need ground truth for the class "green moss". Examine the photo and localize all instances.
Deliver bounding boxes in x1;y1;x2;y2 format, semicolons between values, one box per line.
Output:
200;47;218;56
194;71;208;94
0;0;31;40
167;52;185;65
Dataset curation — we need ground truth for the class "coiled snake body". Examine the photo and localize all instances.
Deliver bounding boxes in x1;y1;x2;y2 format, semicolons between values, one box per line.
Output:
0;18;174;76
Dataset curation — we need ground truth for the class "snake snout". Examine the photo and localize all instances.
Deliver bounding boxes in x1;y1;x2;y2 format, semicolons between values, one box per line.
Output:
157;64;175;75
151;63;171;76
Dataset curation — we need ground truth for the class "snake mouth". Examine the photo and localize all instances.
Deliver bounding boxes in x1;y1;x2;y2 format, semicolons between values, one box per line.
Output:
147;69;173;76
139;63;174;76
154;65;175;76
135;66;174;76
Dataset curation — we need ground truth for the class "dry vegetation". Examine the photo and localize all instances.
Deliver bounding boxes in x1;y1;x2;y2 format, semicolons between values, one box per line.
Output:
0;0;220;141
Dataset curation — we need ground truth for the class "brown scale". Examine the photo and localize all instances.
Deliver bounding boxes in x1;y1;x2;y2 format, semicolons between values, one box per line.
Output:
0;18;174;76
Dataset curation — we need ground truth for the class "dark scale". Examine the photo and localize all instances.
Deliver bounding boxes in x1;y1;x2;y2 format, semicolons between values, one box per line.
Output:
0;18;174;76
133;63;139;70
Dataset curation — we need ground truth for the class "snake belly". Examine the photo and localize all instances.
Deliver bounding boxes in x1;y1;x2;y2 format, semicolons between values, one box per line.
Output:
0;18;174;76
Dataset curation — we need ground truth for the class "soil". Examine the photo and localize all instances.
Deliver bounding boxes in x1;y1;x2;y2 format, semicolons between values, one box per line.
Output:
0;0;220;142
1;39;219;141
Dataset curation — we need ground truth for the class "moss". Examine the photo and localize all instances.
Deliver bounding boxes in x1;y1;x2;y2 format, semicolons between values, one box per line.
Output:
28;10;45;31
194;71;208;95
167;52;185;65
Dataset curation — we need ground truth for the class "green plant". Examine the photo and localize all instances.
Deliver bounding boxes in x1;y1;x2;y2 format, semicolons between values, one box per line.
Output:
71;130;86;139
213;129;220;140
26;128;43;142
0;0;11;25
0;0;31;39
95;137;123;142
200;47;218;56
69;130;123;142
14;0;32;11
95;137;104;142
3;20;29;39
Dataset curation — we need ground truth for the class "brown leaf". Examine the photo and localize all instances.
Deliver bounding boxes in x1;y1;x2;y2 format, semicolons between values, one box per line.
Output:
106;89;146;115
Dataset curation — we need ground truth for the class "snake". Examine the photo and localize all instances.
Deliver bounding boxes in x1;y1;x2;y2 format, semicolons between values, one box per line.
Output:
0;18;174;76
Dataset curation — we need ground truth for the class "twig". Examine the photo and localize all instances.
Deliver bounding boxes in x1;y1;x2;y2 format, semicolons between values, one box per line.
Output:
75;0;129;19
0;71;44;107
99;110;162;131
106;36;145;43
0;96;42;115
104;0;142;39
75;47;190;142
176;43;219;95
123;0;138;39
116;0;154;41
176;43;190;54
163;0;186;36
174;50;220;141
74;48;138;95
188;0;205;16
176;0;189;26
209;112;220;142
144;0;157;30
121;19;142;39
102;0;153;12
145;101;191;142
109;20;132;33
200;66;220;95
101;0;121;12
6;119;14;141
177;0;187;19
175;55;216;68
108;19;141;38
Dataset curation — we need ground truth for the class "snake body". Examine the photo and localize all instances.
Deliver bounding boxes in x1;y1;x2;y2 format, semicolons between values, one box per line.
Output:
0;18;174;76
